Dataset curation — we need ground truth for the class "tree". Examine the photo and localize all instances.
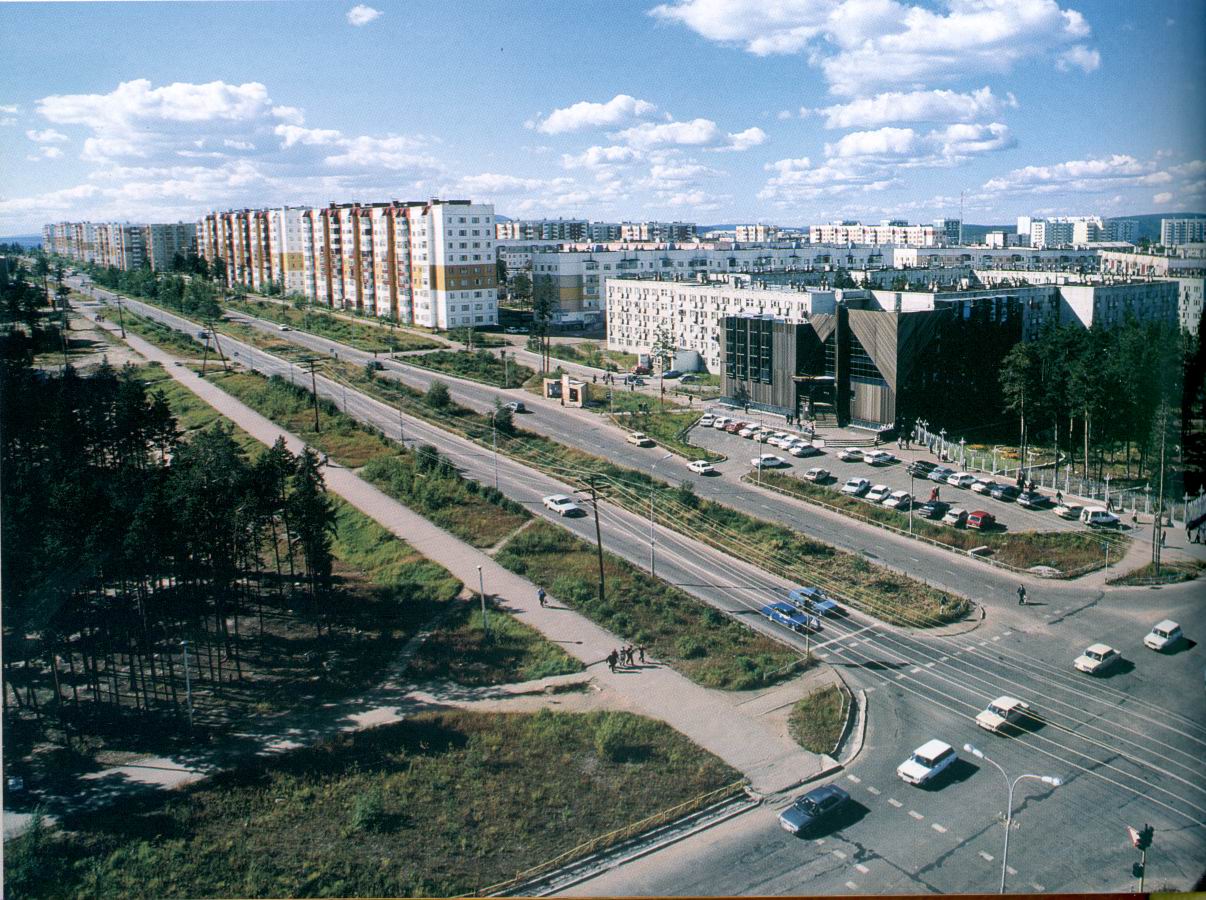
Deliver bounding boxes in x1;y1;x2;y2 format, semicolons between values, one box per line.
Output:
510;272;532;305
531;274;557;372
492;399;515;435
425;380;451;408
650;325;676;373
288;447;336;630
495;257;508;290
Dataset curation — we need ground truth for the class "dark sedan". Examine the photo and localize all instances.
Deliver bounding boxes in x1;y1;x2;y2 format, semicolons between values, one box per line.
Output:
917;500;951;519
990;484;1020;502
778;783;851;835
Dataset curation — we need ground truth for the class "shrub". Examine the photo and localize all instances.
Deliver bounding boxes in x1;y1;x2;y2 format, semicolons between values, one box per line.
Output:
426;381;451;408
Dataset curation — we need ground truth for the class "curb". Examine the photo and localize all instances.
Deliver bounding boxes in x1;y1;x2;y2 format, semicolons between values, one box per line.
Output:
838;688;869;766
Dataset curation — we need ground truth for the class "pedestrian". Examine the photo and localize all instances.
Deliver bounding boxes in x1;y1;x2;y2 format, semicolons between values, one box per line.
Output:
1017;584;1027;606
607;650;618;673
1056;490;1063;504
537;587;547;608
625;645;635;666
1161;530;1166;547
638;645;646;664
1187;527;1193;544
592;374;597;383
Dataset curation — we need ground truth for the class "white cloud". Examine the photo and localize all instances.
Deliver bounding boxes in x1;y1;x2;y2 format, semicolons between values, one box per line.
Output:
26;128;68;143
1056;45;1100;72
0;104;18;114
614;117;765;151
274;124;343;148
777;110;794;120
39;79;275;128
758;155;900;205
323;135;439;171
561;144;643;169
1153;192;1173;204
222;138;256;151
0;118;16;127
926;122;1015;158
825;126;916;158
982;153;1206;199
818;86;1012;129
271;105;306;126
720;125;767;152
26;146;63;161
535;94;657;134
346;4;382;26
648;161;723;181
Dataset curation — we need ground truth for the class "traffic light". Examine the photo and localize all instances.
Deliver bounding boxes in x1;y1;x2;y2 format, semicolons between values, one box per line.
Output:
1137;825;1154;851
1132;862;1145;879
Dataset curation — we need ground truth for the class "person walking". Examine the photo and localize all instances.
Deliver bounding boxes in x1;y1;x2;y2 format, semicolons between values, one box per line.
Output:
607;650;618;673
1017;584;1027;606
1055;490;1063;505
638;645;646;664
537;587;547;608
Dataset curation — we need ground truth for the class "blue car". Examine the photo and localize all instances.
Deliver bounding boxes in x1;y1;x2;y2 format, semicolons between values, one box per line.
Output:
786;587;843;617
760;602;822;634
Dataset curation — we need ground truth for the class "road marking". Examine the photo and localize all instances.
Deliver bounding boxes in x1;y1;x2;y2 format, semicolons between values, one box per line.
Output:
931;823;947;833
846;774;862;784
888;798;903;808
896;673;907;680
832;849;848;860
865;686;876;693
855;864;870;874
815;652;828;659
1031;883;1045;892
866;786;881;795
1007;866;1018;876
992;636;1001;642
1002;631;1012;637
845;881;859;890
910;666;922;673
908;810;924;820
814;839;826;846
979;851;995;862
924;661;936;668
939;656;949;662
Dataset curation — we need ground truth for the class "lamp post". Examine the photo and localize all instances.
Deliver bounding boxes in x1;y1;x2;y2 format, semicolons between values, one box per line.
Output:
959;437;966;467
649;452;672;576
476;564;489;639
909;470;915;535
963;743;1062;894
180;639;194;729
939;427;947;459
489;408;500;490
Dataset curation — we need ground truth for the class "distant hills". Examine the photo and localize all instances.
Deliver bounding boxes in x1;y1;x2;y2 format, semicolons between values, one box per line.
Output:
0;234;42;248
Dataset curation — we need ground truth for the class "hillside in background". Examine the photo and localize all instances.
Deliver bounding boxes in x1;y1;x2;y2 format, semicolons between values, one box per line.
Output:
0;235;42;249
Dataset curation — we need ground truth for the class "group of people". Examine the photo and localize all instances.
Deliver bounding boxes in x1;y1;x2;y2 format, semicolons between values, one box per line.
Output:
606;644;645;672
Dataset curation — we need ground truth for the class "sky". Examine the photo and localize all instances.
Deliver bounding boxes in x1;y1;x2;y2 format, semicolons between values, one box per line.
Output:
1;0;1204;234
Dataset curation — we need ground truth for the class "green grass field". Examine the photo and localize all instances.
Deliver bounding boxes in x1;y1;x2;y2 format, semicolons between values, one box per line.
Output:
788;685;851;754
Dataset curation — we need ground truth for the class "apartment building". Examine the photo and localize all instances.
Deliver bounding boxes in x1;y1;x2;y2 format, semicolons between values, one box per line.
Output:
495;218;589;241
735;224;781;242
619;221;696;242
146;223;198;272
1016;215;1134;248
44;221;188;271
1161;218;1206;246
933;218;962;246
808;220;938;246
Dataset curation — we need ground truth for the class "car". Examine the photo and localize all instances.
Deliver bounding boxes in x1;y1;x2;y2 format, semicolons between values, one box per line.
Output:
989;484;1020;502
698;414;715;427
967;510;996;530
661;369;682;379
277;323;291;331
883;490;912;509
778;784;851;835
837;447;864;462
628;376;647;386
769;433;793;448
942;507;969;527
751;454;787;469
504;400;525;413
631;365;651;376
841;477;871;496
1144;620;1183;652
928;466;955;483
897;740;958;786
918;500;950;519
975;696;1033;734
804;467;830;483
687;460;716;475
907;460;937;478
864;450;896;466
1054;502;1084;520
542;494;583;517
970;478;997;495
1017;490;1050;509
503;326;521;334
760;602;822;634
711;416;731;429
753;431;772;443
738;426;757;438
946;472;978;488
627;431;653;447
680;374;700;384
786;586;843;617
788;443;821;457
1074;643;1122;674
1081;506;1121;527
724;422;743;434
867;484;892;503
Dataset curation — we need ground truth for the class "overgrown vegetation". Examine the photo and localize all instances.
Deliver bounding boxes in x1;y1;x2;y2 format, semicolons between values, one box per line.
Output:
223;295;442;353
605;389;722;461
114;309;206;357
406;348;533;388
543;340;637;371
4;711;740;898
788;684;851;754
1106;560;1204;586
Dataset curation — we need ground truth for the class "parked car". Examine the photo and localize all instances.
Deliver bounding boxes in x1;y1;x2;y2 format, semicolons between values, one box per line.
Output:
503;326;522;334
897;740;957;786
504;400;525;413
786;586;843;617
942;507;969;527
838;447;864;462
867;484;892;503
946;472;978;488
864;450;896;466
680;374;700;384
1081;506;1120;527
970;478;997;495
1054;502;1084;520
738;426;758;438
627;431;653;447
542;494;583;517
1017;490;1050;509
698;414;715;427
907;460;937;478
841;477;871;496
927;466;955;483
1074;643;1122;675
760;602;822;634
724;422;743;434
989;484;1020;502
883;490;912;510
687;459;716;475
661;369;682;379
918;500;950;519
1144;620;1183;652
277;323;291;331
967;510;996;530
778;784;850;835
752;454;787;469
631;365;651;376
753;431;772;443
804;467;830;483
975;696;1033;734
710;416;730;429
789;443;821;457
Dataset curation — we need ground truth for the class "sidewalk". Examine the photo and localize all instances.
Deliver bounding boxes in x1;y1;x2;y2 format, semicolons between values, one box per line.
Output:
76;312;831;795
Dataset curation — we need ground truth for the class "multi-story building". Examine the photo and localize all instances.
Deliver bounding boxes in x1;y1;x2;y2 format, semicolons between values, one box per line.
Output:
808;221;938;246
735;224;781;243
1019;215;1118;248
588;221;622;242
619;221;696;242
495;218;589;241
145;222;197;272
933;218;962;246
1161;218;1206;246
1105;219;1138;243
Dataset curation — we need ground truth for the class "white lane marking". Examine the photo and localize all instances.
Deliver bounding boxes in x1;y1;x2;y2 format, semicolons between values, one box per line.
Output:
1031;883;1045;892
924;661;936;668
847;774;862;784
811;623;879;649
832;849;848;860
1002;631;1012;637
1007;866;1018;876
866;786;881;795
939;656;949;662
846;882;858;890
979;851;995;862
815;652;829;659
814;839;826;846
931;823;947;833
910;666;922;673
888;798;903;808
992;636;1001;642
895;672;907;680
908;810;924;820
855;864;870;874
979;641;990;647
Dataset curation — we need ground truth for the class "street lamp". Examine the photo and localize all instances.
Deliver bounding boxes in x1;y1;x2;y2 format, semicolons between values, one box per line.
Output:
489;407;501;490
180;639;194;728
959;437;966;467
963;743;1062;894
649;452;672;576
476;564;489;639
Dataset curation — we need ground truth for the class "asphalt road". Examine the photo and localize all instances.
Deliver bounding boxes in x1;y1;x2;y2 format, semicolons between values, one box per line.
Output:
84;283;1206;893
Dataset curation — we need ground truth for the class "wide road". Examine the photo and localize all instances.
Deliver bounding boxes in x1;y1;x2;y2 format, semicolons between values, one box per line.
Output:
85;284;1206;893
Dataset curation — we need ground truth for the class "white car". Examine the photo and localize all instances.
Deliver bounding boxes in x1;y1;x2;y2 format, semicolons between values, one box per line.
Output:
1144;619;1183;652
946;472;978;488
841;477;871;496
970;478;995;495
711;416;731;429
883;490;912;509
766;433;789;447
542;494;583;516
864;450;896;466
738;426;757;438
897;740;958;786
838;447;864;462
1053;502;1083;520
753;432;772;443
698;414;715;427
866;484;892;503
975;696;1032;734
804;467;829;483
751;454;787;469
688;459;716;475
1074;643;1121;674
627;431;653;447
788;443;821;458
1081;506;1121;527
277;323;291;331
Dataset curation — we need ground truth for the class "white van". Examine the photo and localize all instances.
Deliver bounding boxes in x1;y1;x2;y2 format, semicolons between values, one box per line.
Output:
1080;506;1120;527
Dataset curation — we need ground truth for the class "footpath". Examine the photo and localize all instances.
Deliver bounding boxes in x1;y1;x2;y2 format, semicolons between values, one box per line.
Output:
5;312;832;836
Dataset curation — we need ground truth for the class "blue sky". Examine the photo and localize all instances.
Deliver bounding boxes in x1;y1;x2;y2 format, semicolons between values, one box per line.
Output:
1;0;1203;234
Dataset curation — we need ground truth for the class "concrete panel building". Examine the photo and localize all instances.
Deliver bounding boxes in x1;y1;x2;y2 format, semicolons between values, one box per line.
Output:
145;222;197;272
1161;218;1206;246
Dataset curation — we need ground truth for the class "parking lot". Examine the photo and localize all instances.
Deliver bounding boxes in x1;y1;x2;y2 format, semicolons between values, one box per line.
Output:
687;412;1088;536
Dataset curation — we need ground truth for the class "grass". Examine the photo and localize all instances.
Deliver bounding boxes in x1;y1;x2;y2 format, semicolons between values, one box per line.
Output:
1106;560;1205;586
604;389;722;461
756;471;1122;577
407;598;585;686
5;710;740;899
788;685;851;755
545;340;637;371
406;348;534;388
104;310;206;358
496;521;805;691
223;295;443;353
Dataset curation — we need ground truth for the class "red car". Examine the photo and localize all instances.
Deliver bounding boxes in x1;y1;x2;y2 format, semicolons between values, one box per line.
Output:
724;421;743;433
967;510;996;530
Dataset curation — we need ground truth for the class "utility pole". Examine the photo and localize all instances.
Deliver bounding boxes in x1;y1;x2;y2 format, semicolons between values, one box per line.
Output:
298;357;323;432
477;564;490;640
1153;403;1168;575
200;331;211;376
588;475;606;605
207;320;229;372
115;294;126;338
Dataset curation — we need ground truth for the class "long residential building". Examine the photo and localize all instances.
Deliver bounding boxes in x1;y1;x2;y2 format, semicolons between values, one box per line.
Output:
43;221;195;271
1161;218;1206;246
808;220;939;247
197;198;497;328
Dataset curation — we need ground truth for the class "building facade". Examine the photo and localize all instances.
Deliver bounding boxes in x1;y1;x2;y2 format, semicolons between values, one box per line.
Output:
1161;218;1206;246
808;220;938;246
